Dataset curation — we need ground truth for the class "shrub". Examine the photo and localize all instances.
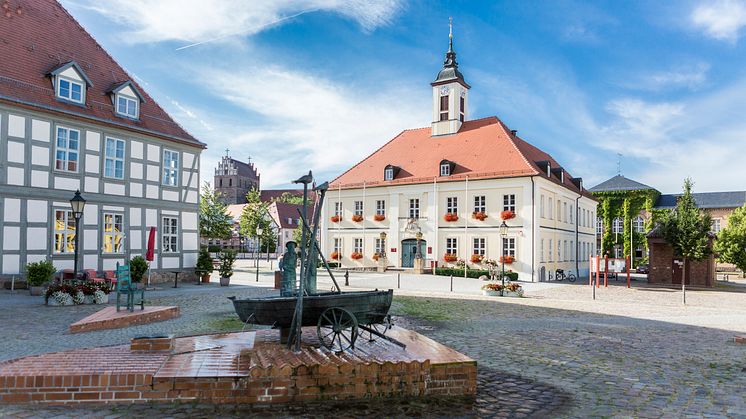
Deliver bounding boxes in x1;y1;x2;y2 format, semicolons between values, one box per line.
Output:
26;260;56;286
218;249;237;278
196;248;214;274
45;283;77;304
434;267;519;281
129;256;149;282
207;245;222;253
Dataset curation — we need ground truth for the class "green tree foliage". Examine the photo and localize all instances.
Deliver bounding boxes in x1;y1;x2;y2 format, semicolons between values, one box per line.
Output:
714;204;746;272
659;178;712;293
275;192;304;205
199;182;233;240
239;189;276;250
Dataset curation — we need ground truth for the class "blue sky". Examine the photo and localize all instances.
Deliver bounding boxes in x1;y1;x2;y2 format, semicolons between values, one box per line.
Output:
61;0;746;193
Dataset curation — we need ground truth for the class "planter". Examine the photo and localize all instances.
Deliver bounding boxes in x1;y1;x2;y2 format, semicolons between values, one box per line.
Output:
201;274;211;283
482;290;501;296
444;213;459;222
504;290;524;298
220;277;231;286
29;285;45;296
500;210;516;220
373;214;386;221
95;293;110;304
352;215;364;222
84;295;95;304
472;212;488;221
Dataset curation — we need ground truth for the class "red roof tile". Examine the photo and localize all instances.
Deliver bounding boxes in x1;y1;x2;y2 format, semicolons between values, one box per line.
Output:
268;201;313;230
0;0;204;148
331;116;594;199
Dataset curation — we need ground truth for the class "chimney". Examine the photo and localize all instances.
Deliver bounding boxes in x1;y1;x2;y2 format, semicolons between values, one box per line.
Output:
510;130;517;138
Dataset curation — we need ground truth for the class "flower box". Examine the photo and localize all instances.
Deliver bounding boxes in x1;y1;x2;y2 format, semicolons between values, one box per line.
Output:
372;253;380;261
444;213;459;222
500;210;516;220
350;252;363;260
499;255;515;264
472;212;488;221
443;253;458;263
331;215;342;223
330;251;341;260
352;214;364;222
470;254;484;263
373;214;386;221
482;289;501;296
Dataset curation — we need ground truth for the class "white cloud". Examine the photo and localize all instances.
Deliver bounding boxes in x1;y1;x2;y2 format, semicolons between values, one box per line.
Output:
71;0;404;45
691;0;746;42
633;63;710;91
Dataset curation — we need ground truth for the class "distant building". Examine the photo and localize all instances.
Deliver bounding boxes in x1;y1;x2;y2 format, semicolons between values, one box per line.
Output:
214;153;260;205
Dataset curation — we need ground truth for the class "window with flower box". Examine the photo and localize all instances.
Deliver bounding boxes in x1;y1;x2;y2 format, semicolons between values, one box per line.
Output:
503;194;515;212
333;238;341;254
354;201;363;216
474;195;486;213
447;197;458;214
446;237;458;255
375;238;385;254
376;200;385;216
503;237;516;258
473;238;486;256
353;238;363;253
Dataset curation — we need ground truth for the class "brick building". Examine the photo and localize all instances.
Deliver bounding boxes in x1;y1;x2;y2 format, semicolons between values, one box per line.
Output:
214;153;259;205
647;226;716;287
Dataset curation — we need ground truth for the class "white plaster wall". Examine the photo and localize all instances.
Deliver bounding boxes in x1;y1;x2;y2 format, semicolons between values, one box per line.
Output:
54;176;80;191
184;190;198;204
26;254;47;264
84;255;98;269
84;176;99;193
31;146;49;166
84;204;98;225
161;257;179;269
26;228;47;250
60;67;83;81
183;152;194;168
85;131;100;152
104;183;125;195
7;141;25;163
103;259;124;271
3;226;20;250
146;164;159;181
183;232;198;251
3;199;20;222
84;229;98;251
31;119;50;142
147;144;160;162
131;140;143;159
85;155;99;173
6;167;24;186
146;185;158;199
163;190;179;201
2;255;20;274
8;114;25;138
30;170;49;188
27;200;47;223
130;162;143;179
183;253;197;269
130;182;143;197
130;229;142;250
182;212;198;230
54;259;74;270
145;209;157;228
130;207;141;226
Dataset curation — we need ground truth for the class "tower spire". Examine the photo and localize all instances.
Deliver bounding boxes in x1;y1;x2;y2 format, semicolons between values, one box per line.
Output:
448;17;453;53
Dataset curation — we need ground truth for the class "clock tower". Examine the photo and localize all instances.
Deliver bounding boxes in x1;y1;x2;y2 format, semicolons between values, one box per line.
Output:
431;19;470;137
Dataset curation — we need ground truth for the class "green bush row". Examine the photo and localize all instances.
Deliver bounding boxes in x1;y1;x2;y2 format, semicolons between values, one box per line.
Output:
434;267;519;281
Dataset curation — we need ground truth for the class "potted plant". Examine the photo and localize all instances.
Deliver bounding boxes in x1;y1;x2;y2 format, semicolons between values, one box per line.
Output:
94;283;111;304
350;251;363;260
78;282;97;304
499;255;515;264
443;253;458;263
352;214;364;222
330;215;342;222
196;248;214;283
444;213;459;222
504;282;524;297
218;249;237;286
25;260;56;296
45;283;76;306
481;283;503;296
500;210;516;220
129;256;149;289
374;214;386;221
470;254;484;264
472;212;488;221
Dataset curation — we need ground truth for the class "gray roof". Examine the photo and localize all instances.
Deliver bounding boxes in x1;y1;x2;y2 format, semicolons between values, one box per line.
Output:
655;191;746;209
588;175;656;193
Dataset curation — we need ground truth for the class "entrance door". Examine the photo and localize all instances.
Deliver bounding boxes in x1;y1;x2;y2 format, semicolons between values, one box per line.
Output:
401;239;426;268
672;259;683;284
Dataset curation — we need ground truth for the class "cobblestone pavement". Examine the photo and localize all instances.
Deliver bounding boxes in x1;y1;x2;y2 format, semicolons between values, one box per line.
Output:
2;271;746;417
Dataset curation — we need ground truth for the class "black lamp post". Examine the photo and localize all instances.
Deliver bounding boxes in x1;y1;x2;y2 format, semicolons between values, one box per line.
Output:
69;190;86;281
255;226;263;282
499;220;508;296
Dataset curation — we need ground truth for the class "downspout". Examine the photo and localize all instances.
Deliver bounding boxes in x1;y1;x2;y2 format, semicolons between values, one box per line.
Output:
531;176;536;282
362;181;366;266
575;193;581;277
464;175;469;278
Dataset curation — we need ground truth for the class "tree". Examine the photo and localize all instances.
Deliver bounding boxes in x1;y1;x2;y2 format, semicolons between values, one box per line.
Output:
658;178;712;303
275;192;304;205
238;189;276;253
199;182;233;241
714;204;746;273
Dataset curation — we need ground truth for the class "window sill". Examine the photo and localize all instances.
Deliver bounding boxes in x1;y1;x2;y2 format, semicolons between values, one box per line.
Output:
55;97;86;107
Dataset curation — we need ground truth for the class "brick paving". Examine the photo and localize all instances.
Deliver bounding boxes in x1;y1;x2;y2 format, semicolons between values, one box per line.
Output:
1;271;746;417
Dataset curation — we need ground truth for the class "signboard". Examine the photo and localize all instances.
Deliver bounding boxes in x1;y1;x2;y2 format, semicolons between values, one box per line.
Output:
590;257;627;273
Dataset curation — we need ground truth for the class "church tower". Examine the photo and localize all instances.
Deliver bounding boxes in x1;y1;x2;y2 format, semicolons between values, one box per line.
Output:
431;19;470;137
214;151;260;205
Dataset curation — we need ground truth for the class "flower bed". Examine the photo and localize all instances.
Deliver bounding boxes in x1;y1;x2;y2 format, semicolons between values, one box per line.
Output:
443;213;459;222
472;212;488;221
45;282;111;306
500;210;516;220
352;214;364;222
330;215;342;223
434;267;519;280
350;251;363;260
373;214;386;221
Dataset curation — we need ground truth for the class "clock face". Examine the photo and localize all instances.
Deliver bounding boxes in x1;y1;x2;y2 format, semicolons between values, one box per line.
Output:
440;86;450;96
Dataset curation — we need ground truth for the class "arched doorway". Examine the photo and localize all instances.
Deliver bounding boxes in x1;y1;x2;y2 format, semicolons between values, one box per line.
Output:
401;239;426;268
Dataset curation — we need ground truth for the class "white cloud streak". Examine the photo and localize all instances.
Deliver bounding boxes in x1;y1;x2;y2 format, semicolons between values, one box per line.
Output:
691;0;746;43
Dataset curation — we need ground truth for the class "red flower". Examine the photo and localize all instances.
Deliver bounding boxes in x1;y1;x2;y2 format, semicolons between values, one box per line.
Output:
330;251;341;260
372;253;380;261
373;214;386;221
500;210;516;220
350;252;363;260
443;253;458;262
444;213;459;222
472;212;488;221
499;255;515;264
352;214;364;222
470;254;484;263
331;215;342;223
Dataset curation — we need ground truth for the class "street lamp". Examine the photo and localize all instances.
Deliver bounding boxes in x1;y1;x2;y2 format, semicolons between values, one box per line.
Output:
499;220;509;296
255;226;263;282
379;231;387;260
69;190;86;281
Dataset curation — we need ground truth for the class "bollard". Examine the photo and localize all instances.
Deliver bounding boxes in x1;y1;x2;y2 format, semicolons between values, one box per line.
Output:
397;273;400;289
592;275;596;300
345;270;349;287
10;276;15;293
450;275;453;292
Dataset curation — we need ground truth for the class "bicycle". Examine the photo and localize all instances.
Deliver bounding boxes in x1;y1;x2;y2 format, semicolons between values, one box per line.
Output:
554;269;577;282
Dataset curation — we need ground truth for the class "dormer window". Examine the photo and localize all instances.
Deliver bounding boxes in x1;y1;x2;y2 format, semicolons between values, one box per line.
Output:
384;164;399;181
439;159;456;177
48;61;92;105
58;78;83;103
108;81;145;120
116;94;138;118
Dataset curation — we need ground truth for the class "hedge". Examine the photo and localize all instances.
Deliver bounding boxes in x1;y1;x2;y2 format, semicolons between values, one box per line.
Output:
434;267;519;281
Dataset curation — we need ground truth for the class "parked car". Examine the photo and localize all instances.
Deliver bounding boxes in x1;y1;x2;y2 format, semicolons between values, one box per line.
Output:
636;264;649;274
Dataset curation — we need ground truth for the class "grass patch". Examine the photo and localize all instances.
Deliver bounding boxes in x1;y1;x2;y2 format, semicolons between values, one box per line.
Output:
392;296;462;322
206;315;246;332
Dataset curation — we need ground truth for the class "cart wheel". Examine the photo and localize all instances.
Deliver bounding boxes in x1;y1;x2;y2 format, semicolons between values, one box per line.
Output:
367;315;392;341
317;307;358;352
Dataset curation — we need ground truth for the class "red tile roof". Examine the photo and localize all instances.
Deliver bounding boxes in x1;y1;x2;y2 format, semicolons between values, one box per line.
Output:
260;189;316;203
0;0;204;148
331;116;594;199
268;202;313;230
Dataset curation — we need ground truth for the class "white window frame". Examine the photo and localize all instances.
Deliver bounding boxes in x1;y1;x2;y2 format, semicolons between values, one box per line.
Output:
104;137;126;179
353;238;363;254
409;198;420;219
334;202;343;217
375;238;385;254
541;195;545;218
474;195;486;213
116;94;139;119
557;200;562;222
162;216;179;253
540;239;545;262
440;163;451;176
548;198;553;220
446;237;458;255
473;237;486;256
613;217;623;234
53;209;76;254
503;237;516;258
557;239;561;261
503;194;516;212
57;77;84;103
384;167;394;181
162;149;180;186
597;217;603;235
634;216;645;233
569;205;574;225
712;218;721;233
376;200;386;216
446;197;458;214
102;212;124;254
354;201;363;216
54;126;80;173
548;239;553;262
333;238;342;254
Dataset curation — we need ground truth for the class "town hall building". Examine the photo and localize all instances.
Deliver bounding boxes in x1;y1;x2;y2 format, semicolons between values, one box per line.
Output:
321;26;598;282
0;0;204;279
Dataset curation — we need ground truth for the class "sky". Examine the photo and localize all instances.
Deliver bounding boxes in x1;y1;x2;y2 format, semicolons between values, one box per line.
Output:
60;0;746;194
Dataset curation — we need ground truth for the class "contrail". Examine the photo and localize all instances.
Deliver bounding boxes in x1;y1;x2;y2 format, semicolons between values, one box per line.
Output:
175;8;318;51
